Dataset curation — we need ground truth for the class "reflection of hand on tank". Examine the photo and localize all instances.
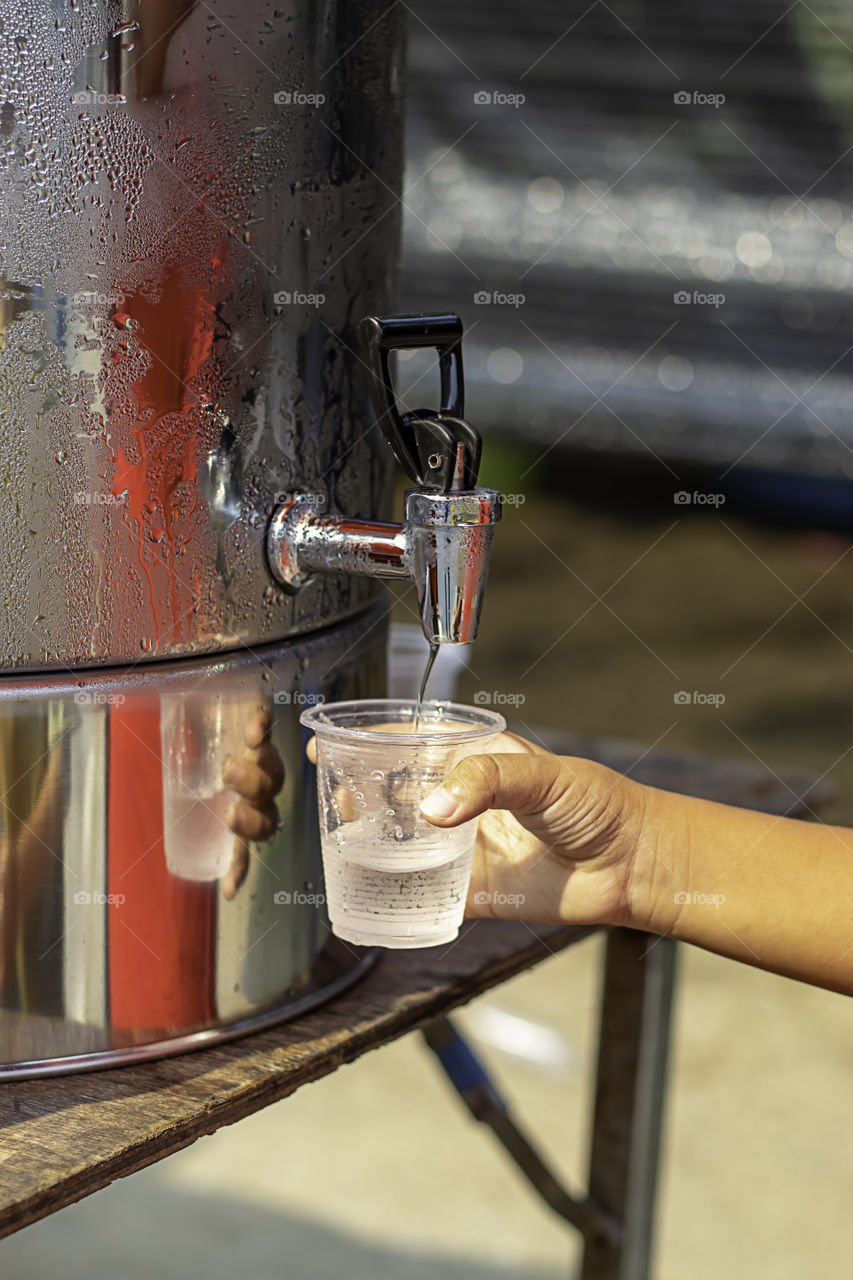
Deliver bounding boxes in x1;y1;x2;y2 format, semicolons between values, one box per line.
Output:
221;702;284;900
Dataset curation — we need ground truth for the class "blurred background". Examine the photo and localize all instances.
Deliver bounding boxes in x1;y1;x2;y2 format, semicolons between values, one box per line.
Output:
6;2;853;1277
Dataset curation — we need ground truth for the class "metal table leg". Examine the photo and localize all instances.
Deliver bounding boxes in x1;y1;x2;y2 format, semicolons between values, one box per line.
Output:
581;929;678;1280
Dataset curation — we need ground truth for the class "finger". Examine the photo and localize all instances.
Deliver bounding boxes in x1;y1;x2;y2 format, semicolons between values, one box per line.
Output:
303;738;354;819
225;797;279;841
223;755;282;804
250;741;285;792
490;730;551;758
243;701;273;751
221;839;250;900
224;742;284;796
420;751;566;827
333;785;358;823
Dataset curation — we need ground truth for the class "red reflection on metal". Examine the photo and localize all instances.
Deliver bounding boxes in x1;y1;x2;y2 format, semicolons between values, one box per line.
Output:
109;250;225;643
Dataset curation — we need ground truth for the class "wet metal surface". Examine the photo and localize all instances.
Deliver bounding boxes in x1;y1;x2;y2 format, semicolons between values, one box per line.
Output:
0;1;404;670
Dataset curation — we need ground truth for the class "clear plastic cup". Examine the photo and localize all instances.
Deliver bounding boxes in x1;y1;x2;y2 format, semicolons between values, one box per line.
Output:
300;699;506;948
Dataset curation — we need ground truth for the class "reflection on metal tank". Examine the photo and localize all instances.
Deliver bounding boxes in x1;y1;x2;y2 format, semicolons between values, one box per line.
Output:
0;3;406;1075
0;1;404;671
0;600;388;1078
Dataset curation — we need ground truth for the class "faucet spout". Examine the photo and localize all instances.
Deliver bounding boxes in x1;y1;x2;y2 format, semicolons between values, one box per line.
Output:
266;486;501;646
265;312;502;647
405;487;500;644
267;496;409;591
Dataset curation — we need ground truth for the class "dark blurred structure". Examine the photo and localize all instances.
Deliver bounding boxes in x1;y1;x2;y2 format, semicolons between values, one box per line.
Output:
399;1;853;490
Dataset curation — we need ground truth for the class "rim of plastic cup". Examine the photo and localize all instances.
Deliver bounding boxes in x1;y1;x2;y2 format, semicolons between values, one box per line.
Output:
299;698;506;745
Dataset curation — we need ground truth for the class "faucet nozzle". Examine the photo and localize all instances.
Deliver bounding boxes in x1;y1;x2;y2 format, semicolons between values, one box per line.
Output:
405;487;501;645
266;313;502;648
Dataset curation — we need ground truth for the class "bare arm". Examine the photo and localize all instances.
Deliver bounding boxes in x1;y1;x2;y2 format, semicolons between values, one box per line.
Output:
643;785;853;994
420;735;853;996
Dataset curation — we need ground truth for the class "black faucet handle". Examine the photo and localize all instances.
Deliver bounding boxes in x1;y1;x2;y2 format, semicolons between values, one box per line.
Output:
358;312;481;492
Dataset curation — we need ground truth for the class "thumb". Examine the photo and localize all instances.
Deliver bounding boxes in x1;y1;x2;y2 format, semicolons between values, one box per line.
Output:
420;752;566;827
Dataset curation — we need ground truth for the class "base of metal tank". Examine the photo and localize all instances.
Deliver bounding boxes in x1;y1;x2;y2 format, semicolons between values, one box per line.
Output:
0;598;389;1079
1;944;380;1081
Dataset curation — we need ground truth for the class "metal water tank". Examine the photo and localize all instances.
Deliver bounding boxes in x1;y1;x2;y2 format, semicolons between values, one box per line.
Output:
0;0;405;1076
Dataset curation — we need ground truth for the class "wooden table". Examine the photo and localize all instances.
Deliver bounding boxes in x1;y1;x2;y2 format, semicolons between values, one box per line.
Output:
0;730;833;1279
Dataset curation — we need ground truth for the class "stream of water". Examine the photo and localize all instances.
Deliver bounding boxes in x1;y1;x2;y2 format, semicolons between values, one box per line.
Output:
413;640;439;729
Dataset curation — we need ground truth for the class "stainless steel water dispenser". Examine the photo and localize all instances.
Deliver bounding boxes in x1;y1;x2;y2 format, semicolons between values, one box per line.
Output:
0;0;407;1077
0;2;503;1078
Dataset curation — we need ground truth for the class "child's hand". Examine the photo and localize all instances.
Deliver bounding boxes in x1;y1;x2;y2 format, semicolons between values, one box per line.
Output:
308;725;853;995
420;732;669;929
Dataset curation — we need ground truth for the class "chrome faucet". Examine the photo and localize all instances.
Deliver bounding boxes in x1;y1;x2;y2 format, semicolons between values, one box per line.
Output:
267;314;501;645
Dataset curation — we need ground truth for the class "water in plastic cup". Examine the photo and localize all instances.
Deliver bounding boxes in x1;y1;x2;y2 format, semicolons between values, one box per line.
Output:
300;699;506;948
